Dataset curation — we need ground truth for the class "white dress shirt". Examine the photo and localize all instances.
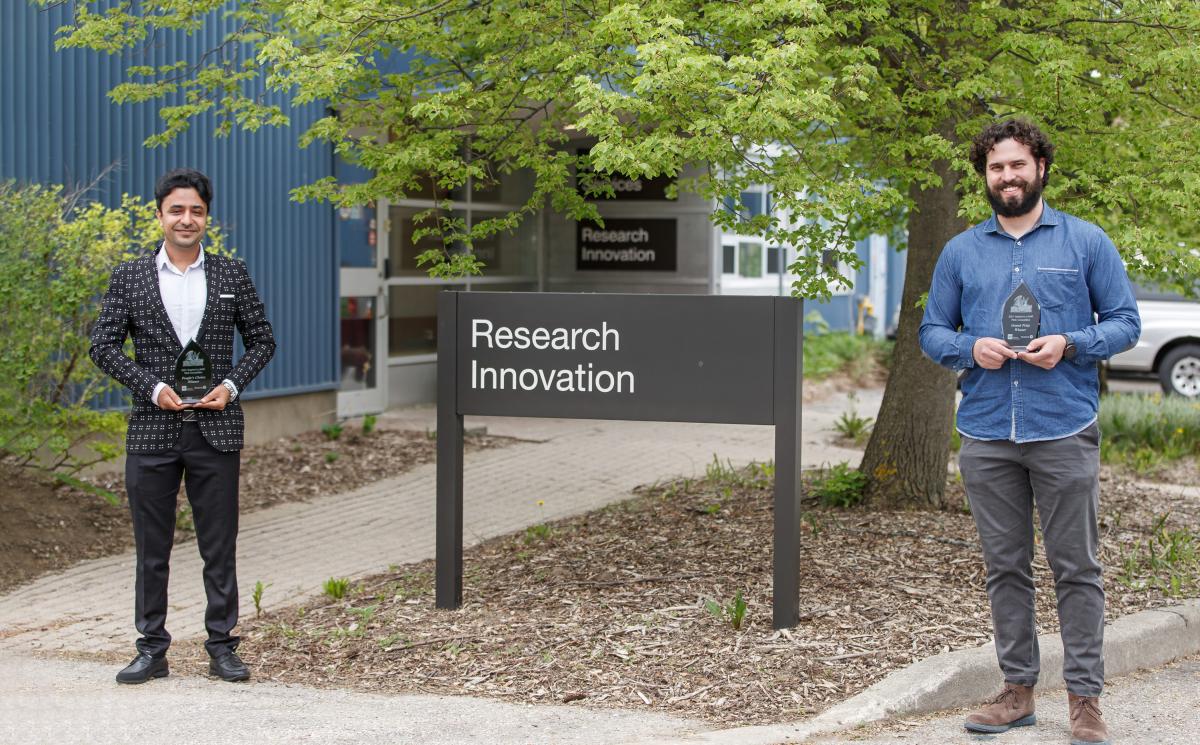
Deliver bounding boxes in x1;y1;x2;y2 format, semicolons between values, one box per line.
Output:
158;245;207;346
151;245;238;406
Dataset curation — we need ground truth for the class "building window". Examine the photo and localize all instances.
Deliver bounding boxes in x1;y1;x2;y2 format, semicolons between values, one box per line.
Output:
381;168;539;360
740;190;764;218
716;184;794;288
738;242;763;278
389;207;451;276
386;284;455;357
722;188;768;221
819;247;856;295
767;246;785;274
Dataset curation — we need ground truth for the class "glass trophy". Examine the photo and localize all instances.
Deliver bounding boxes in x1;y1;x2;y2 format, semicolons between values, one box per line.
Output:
1001;281;1040;351
175;339;213;405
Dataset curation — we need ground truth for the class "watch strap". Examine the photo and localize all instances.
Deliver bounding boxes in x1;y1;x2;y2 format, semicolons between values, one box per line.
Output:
1060;334;1077;360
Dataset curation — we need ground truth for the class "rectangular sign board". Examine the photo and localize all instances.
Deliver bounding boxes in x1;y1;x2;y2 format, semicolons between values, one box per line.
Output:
437;291;804;629
456;292;773;424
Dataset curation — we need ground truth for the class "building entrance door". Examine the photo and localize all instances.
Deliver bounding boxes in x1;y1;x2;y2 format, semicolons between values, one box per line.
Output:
337;202;388;417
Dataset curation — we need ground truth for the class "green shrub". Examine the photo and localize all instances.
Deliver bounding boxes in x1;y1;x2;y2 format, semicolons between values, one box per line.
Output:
1099;393;1199;471
0;181;227;485
834;395;874;443
812;462;868;508
802;312;892;381
704;589;749;630
323;577;351;600
252;580;270;617
1115;513;1200;597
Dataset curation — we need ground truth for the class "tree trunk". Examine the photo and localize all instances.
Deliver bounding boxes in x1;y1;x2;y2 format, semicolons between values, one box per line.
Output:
860;146;967;510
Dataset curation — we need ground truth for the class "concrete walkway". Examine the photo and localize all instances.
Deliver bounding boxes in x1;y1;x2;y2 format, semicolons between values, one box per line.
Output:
4;385;1200;745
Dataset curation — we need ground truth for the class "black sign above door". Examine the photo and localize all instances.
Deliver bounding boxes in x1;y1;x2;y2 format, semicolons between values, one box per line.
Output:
576;218;677;272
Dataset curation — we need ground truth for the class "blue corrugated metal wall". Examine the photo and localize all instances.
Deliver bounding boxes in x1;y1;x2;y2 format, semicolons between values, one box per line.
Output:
1;2;337;401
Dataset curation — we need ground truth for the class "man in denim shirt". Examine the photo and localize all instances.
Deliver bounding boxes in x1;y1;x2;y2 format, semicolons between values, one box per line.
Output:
920;119;1139;745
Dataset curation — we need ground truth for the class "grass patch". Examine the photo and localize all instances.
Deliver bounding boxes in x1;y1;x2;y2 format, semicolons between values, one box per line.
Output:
1115;513;1200;597
802;313;892;382
1099;393;1200;474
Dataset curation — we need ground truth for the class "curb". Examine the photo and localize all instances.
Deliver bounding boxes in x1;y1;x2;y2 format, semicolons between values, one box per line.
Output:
621;600;1200;745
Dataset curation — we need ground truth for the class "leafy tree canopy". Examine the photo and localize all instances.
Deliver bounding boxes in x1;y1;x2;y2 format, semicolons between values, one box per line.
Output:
44;0;1200;293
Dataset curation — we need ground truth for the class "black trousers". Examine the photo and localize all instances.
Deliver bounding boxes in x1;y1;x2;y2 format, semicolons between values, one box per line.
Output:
125;422;241;658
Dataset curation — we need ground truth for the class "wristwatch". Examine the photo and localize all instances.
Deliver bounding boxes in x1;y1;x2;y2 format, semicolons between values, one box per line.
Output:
1060;334;1077;361
221;380;238;400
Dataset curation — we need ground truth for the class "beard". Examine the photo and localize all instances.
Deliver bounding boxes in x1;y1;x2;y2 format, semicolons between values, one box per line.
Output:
987;177;1043;218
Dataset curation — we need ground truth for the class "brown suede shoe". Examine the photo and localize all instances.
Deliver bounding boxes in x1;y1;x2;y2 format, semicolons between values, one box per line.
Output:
1068;693;1111;745
964;682;1037;733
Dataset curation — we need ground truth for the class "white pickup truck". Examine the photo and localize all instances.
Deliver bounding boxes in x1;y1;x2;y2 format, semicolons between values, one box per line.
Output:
1108;286;1200;397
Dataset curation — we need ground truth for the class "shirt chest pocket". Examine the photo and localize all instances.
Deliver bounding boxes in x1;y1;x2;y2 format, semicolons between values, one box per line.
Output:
1035;266;1080;310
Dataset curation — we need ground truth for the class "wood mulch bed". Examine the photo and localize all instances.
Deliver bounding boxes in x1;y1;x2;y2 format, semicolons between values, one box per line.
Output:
0;426;512;594
237;460;1200;726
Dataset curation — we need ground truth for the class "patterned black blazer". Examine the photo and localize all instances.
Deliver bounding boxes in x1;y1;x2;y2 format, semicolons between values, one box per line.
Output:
89;249;276;453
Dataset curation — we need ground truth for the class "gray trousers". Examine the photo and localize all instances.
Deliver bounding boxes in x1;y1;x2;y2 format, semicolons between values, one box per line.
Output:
958;422;1104;696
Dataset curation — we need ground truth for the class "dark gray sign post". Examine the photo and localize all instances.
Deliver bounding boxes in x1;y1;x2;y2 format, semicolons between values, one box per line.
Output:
436;291;804;628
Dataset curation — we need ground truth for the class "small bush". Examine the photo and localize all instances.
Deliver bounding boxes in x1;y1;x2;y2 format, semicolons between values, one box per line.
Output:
704;589;749;630
812;462;868;508
252;580;270;617
323;577;351;600
322;423;344;441
834;395;874;443
0;182;227;483
1099;393;1199;472
802;315;892;382
0;181;230;491
523;523;552;543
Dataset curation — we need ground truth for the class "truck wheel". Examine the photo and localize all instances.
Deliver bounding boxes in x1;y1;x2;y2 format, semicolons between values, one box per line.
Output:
1159;344;1200;397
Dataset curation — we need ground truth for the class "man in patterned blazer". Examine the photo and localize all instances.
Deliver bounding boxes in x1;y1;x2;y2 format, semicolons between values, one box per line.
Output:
90;168;276;684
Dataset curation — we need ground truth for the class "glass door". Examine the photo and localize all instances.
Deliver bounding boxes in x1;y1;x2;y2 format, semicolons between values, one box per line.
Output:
337;201;388;417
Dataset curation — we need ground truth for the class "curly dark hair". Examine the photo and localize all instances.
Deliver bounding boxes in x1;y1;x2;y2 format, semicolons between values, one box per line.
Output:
969;119;1055;187
155;168;212;211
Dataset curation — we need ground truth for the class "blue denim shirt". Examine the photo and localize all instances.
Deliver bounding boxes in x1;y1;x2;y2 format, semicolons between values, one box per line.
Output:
919;203;1140;442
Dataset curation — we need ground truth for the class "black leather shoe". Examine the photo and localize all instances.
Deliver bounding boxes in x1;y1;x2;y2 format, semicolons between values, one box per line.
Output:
208;651;250;682
115;653;168;684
